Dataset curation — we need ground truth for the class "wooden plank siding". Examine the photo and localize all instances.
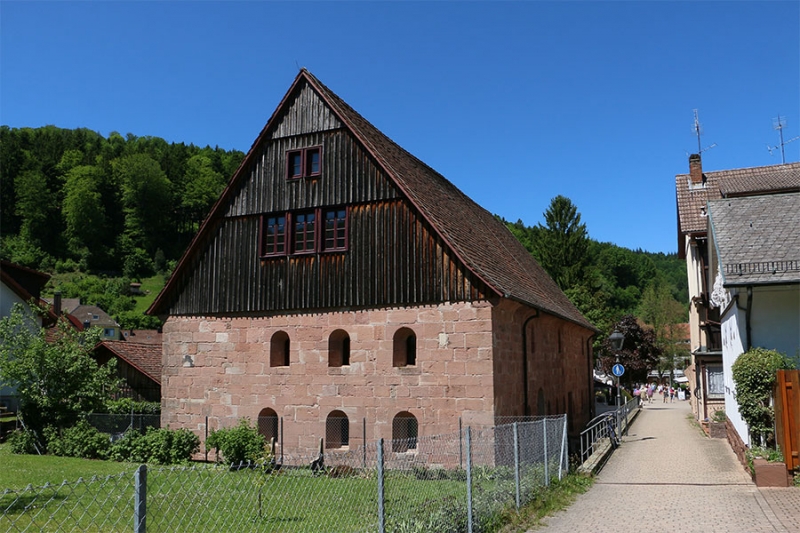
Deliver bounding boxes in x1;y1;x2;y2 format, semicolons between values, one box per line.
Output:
168;198;488;315
164;85;490;316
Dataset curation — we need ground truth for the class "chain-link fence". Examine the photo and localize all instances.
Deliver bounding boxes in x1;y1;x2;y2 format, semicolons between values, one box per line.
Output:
1;415;568;533
86;414;161;438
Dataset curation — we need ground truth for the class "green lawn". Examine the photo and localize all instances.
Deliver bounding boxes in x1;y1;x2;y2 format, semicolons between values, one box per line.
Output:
0;445;585;533
131;274;167;314
0;443;135;491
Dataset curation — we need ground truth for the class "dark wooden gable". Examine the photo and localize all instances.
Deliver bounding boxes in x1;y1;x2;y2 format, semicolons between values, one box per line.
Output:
155;74;490;316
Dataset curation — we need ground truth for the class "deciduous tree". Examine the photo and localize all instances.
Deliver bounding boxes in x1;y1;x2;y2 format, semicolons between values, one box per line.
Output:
0;304;119;440
597;315;662;386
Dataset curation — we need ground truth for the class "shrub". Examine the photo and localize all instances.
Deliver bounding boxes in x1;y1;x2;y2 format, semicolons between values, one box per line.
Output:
109;427;199;464
45;421;110;459
207;419;266;465
104;398;161;415
7;429;40;455
731;347;793;445
109;430;148;463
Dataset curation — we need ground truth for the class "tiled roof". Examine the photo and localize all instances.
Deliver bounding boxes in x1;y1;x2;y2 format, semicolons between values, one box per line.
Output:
72;305;118;328
676;161;800;235
304;71;594;330
708;192;800;285
121;329;162;344
98;341;162;385
42;297;82;314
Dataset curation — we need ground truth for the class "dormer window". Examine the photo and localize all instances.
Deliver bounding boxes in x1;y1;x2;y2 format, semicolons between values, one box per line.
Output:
286;146;322;179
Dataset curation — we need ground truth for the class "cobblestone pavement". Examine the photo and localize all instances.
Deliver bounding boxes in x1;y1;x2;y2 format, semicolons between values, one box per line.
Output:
532;400;800;533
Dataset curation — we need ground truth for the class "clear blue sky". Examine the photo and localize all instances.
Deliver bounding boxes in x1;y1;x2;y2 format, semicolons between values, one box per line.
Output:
2;1;798;254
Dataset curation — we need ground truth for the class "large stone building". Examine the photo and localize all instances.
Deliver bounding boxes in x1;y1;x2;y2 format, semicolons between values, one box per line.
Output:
149;70;597;456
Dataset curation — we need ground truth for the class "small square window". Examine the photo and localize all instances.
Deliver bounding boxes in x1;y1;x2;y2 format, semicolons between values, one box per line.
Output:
103;328;115;337
286;146;322;180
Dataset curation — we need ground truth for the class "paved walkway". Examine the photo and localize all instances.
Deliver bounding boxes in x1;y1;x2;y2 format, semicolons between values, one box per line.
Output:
533;400;800;532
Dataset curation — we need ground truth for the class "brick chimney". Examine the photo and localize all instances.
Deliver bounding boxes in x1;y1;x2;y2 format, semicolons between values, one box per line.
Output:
689;153;704;185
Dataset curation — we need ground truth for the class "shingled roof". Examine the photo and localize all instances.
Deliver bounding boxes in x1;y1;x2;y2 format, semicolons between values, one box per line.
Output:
151;70;594;330
96;341;162;385
675;160;800;235
709;192;800;286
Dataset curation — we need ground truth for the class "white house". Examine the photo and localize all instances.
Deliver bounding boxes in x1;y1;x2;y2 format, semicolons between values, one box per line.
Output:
707;192;800;446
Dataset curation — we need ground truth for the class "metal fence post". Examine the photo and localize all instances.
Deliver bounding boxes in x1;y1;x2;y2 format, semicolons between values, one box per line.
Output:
543;418;549;487
559;415;567;480
377;438;385;533
280;416;284;464
466;426;473;533
134;464;147;533
363;417;367;468
459;417;463;469
204;416;208;462
513;422;520;510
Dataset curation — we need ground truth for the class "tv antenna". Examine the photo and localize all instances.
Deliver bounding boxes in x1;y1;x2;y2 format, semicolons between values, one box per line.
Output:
692;109;717;155
766;115;799;164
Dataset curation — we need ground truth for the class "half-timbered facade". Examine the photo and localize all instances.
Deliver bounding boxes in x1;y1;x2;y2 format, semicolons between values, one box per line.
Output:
149;70;596;455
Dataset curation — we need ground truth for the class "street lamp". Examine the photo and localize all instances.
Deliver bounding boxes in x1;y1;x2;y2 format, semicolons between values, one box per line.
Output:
609;330;625;437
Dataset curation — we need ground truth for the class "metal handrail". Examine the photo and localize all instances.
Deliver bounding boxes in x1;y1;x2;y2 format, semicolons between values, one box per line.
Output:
579;396;640;463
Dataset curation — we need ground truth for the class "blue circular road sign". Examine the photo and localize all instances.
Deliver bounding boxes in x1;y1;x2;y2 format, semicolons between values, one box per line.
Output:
612;363;625;377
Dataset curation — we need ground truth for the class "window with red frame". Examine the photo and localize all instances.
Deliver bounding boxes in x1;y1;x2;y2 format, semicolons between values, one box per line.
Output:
293;211;317;253
262;215;286;256
323;208;347;251
286;146;321;179
261;207;347;258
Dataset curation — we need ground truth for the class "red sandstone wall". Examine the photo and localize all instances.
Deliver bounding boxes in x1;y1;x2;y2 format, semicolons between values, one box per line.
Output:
491;300;593;438
161;301;496;456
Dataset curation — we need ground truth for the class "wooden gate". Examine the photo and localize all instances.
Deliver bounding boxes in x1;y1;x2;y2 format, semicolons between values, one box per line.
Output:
774;370;800;471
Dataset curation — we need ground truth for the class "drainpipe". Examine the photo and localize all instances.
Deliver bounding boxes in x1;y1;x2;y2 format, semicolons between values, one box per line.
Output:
745;286;753;351
521;310;539;417
587;334;597;418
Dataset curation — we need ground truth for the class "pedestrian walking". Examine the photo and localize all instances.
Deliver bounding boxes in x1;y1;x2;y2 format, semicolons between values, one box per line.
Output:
669;387;675;403
646;385;654;403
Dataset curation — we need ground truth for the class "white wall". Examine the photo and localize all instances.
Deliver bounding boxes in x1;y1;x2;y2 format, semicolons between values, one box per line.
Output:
721;296;748;445
1;282;44;404
751;285;800;360
1;282;26;319
722;283;800;448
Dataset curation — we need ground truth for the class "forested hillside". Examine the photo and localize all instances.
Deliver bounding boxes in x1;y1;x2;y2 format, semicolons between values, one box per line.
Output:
504;195;687;337
0;125;245;275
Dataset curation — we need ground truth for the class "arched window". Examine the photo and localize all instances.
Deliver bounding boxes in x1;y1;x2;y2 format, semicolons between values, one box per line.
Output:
393;327;417;367
270;331;290;367
392;411;418;452
258;408;279;447
325;410;349;449
328;329;350;367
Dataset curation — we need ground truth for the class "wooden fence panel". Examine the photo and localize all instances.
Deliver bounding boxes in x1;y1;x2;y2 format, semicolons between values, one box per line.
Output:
774;369;800;471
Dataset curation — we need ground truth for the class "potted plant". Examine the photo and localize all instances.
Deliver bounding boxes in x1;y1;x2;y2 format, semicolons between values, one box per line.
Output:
748;446;791;487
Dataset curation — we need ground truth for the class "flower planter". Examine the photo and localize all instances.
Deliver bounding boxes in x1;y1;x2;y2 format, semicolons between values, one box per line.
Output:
709;422;727;439
752;458;791;487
